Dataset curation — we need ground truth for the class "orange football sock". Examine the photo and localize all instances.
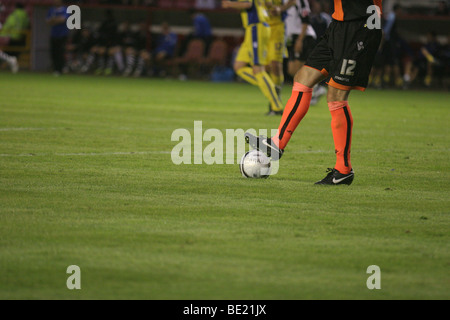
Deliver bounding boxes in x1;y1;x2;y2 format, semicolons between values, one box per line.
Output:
329;101;353;174
272;82;313;150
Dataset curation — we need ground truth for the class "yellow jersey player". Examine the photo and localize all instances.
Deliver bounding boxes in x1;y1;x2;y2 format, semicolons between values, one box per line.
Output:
222;0;283;115
265;0;296;115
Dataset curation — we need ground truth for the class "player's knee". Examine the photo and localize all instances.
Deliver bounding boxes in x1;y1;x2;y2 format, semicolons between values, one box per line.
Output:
233;61;246;73
252;65;264;75
327;86;350;103
294;65;323;88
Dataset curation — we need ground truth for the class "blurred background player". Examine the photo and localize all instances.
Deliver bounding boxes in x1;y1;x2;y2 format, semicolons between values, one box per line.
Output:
410;31;444;88
380;4;414;89
141;21;178;78
246;0;383;185
195;0;217;9
285;0;315;78
65;27;95;73
265;0;297;115
121;22;148;77
308;0;331;104
190;8;213;51
0;2;29;73
309;0;332;43
177;9;212;80
81;9;120;75
222;0;284;115
46;0;69;76
102;12;124;75
284;0;325;105
179;8;212;61
436;0;450;15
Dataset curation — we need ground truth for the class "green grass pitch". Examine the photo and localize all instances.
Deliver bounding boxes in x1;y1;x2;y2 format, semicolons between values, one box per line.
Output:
0;72;449;300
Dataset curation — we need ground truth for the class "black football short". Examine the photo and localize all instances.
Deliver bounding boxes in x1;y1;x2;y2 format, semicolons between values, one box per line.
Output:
305;18;382;91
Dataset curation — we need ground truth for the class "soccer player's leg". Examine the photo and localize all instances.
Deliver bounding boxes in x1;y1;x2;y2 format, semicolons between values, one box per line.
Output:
0;50;18;73
316;20;382;185
105;46;121;76
234;28;258;86
245;65;325;160
235;24;283;113
246;34;330;160
271;66;326;150
94;46;107;75
252;24;283;113
268;34;332;154
266;25;286;115
123;47;136;76
234;24;283;111
81;46;98;73
315;86;354;185
254;65;283;113
268;24;286;92
269;60;284;90
134;50;150;77
234;60;258;86
235;59;283;115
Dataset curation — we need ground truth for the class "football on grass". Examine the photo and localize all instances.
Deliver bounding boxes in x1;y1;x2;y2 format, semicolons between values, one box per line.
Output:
239;150;272;179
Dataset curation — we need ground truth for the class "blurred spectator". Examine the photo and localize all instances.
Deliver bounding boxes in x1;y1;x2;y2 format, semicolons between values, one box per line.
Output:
100;0;121;4
190;9;212;44
100;10;123;75
99;0;157;5
381;4;414;88
47;0;70;76
142;21;178;77
0;2;29;46
381;3;401;86
178;9;212;67
66;27;95;72
319;0;332;15
195;0;217;9
0;2;29;73
120;22;148;77
309;0;332;40
436;1;449;16
436;34;450;88
121;21;177;78
411;31;443;87
369;36;385;89
285;0;317;78
308;0;331;104
421;31;442;87
81;9;121;74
